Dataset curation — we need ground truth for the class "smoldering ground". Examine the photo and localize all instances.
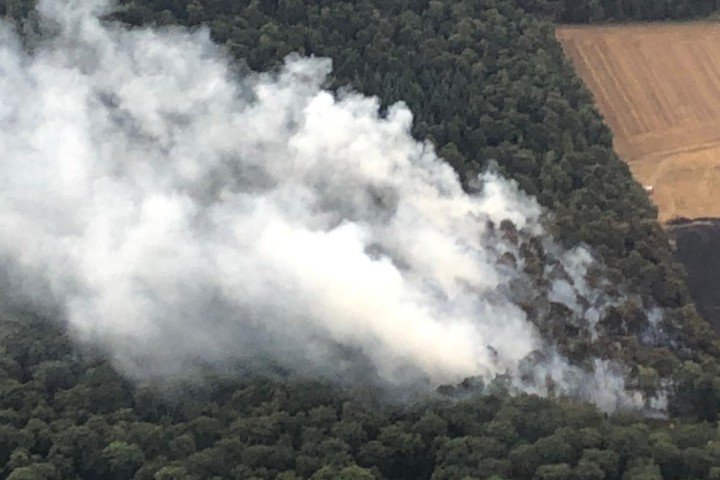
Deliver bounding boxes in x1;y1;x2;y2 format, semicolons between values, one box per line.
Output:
0;0;654;411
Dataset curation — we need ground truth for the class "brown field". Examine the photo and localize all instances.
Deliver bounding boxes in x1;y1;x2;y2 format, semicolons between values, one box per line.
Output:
556;23;720;221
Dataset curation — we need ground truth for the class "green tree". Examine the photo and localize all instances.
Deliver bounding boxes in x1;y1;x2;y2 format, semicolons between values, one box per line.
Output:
6;463;59;480
102;441;145;480
533;463;572;480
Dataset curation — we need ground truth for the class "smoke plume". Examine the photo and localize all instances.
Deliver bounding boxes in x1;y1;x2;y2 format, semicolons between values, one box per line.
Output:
0;1;645;410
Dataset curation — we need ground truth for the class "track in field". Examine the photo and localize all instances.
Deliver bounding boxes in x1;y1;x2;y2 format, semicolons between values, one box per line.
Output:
556;23;720;221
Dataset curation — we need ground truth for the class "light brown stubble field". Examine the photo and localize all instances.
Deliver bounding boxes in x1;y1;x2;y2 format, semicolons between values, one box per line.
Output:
556;23;720;221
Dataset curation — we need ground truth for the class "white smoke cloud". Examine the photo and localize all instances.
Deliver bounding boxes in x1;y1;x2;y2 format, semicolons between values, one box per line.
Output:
0;0;645;410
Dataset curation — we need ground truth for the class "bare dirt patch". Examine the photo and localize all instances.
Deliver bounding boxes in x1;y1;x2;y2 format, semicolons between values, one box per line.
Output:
557;23;720;221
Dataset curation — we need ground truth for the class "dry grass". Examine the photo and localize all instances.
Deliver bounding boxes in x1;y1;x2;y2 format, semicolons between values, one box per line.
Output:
556;23;720;221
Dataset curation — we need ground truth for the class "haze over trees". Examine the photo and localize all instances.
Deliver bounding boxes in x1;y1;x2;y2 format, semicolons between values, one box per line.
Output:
0;0;719;479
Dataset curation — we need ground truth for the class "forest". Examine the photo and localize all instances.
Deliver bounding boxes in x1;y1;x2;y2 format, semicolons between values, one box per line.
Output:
0;0;720;479
517;0;720;23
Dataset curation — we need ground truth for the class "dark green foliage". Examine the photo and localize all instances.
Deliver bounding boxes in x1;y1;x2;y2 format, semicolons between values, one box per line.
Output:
1;313;719;479
2;0;720;478
517;0;720;23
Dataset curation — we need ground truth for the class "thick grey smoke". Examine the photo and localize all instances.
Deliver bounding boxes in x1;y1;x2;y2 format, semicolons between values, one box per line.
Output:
0;1;649;410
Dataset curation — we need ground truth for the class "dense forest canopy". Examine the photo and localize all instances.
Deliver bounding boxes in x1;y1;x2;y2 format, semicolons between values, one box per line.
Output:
0;0;719;479
516;0;720;22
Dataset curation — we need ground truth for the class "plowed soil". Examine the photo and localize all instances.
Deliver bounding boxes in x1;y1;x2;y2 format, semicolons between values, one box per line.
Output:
556;23;720;221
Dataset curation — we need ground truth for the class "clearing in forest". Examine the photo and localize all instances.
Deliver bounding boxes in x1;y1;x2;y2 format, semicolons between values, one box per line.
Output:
556;22;720;221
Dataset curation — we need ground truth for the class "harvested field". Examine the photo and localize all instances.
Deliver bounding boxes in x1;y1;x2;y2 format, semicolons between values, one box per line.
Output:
556;23;720;221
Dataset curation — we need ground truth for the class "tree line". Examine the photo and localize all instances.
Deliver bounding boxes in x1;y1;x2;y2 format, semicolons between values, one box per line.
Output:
516;0;720;23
